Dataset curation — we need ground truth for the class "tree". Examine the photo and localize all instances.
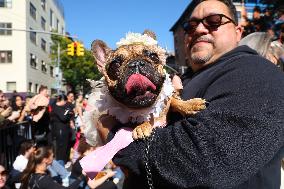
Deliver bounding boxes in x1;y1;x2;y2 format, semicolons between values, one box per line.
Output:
50;34;101;94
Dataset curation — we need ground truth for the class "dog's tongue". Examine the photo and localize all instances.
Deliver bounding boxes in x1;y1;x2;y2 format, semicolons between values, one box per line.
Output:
125;74;156;95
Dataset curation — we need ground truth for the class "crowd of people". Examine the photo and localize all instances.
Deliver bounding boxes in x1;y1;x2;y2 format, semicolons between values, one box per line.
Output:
239;4;284;68
0;88;123;189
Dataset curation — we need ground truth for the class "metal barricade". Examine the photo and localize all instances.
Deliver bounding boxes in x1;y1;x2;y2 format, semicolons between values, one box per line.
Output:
0;121;32;169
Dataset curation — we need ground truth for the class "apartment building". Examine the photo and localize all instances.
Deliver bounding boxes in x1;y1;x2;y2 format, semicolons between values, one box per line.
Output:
0;0;65;95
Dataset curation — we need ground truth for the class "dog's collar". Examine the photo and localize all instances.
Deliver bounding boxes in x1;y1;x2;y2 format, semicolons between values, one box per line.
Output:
96;73;174;124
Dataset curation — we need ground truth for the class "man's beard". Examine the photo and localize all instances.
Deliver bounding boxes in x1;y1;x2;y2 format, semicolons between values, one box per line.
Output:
188;36;214;65
190;50;213;65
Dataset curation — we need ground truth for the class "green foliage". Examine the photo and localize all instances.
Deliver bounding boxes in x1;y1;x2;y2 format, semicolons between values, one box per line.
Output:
50;35;101;94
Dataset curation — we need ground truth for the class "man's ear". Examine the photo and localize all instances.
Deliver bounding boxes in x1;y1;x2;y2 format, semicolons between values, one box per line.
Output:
235;24;243;43
91;40;111;73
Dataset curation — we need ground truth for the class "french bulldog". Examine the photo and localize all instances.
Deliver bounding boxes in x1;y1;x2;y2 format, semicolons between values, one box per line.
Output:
90;30;206;139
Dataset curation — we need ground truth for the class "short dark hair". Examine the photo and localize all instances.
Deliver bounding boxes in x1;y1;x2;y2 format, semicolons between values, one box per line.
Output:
253;6;261;13
67;91;74;96
188;0;238;24
39;85;47;93
19;139;35;155
57;94;67;101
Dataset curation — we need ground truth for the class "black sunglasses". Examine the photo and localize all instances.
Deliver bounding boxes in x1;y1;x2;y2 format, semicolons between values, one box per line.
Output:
182;14;237;34
0;170;8;176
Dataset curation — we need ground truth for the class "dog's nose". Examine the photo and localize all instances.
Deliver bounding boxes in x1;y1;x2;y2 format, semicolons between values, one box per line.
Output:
128;60;145;68
128;60;145;73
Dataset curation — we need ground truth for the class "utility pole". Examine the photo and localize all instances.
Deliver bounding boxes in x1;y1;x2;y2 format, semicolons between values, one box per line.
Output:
57;43;60;94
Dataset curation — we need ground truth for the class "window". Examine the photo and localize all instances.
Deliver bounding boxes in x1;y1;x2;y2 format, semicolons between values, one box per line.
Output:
61;27;64;35
0;51;12;63
30;28;36;44
28;82;32;92
50;9;53;28
6;82;16;92
41;0;46;10
41;61;47;73
0;22;12;35
41;39;46;51
56;19;59;32
30;3;36;20
30;54;37;68
35;84;38;93
50;66;54;77
0;0;12;8
41;17;46;30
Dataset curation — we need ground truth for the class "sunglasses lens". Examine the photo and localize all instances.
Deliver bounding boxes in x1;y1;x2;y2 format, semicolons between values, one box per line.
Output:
183;21;198;34
205;15;222;27
0;170;7;176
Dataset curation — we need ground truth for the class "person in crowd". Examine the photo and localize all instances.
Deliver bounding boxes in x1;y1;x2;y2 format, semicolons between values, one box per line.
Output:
0;91;12;125
17;96;33;123
50;94;74;166
95;0;284;188
65;91;76;166
9;140;36;189
20;146;83;189
70;93;85;163
13;140;36;172
11;140;70;188
75;93;84;130
0;164;9;189
66;92;75;111
70;136;117;189
7;95;24;122
28;85;50;145
239;32;284;67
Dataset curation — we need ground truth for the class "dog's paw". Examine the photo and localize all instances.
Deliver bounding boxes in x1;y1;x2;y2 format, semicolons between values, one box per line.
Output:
132;122;153;140
171;98;207;115
187;98;207;110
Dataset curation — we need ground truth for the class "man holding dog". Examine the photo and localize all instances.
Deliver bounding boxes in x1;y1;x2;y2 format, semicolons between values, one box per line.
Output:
97;0;284;188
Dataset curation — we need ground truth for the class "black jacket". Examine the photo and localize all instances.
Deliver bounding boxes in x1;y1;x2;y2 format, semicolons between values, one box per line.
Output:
113;46;284;189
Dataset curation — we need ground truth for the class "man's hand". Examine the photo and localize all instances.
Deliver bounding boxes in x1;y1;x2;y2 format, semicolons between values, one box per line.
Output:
1;107;12;118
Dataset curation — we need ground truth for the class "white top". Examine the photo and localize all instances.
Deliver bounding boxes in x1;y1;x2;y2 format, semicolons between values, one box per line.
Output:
13;155;28;172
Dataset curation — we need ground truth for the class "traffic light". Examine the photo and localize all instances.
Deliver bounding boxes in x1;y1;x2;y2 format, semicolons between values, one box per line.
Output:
76;42;84;56
67;42;74;56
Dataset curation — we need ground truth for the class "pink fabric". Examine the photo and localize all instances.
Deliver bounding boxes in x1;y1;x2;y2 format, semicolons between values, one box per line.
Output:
73;132;81;149
80;127;133;179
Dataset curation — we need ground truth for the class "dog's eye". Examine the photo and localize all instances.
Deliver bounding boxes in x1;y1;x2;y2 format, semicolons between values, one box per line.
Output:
143;50;159;63
111;56;123;65
106;55;123;80
149;53;159;62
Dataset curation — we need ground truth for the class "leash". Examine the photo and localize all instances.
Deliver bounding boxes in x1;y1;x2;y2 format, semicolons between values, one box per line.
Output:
144;128;157;189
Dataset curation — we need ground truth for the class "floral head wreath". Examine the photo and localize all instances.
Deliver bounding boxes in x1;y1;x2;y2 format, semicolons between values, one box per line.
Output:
116;32;167;64
116;32;158;47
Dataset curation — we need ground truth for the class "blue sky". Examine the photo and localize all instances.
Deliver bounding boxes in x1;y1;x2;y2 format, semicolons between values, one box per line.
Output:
60;0;190;51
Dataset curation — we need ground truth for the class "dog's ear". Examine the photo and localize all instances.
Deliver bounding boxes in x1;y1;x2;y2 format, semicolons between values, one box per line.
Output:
91;40;111;73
